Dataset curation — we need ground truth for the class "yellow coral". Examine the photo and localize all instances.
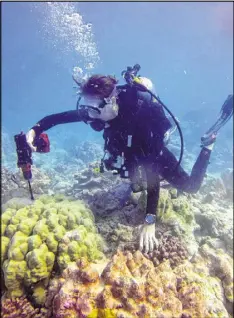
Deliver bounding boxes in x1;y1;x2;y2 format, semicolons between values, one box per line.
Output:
32;282;47;305
87;308;117;318
1;195;105;304
2;259;27;297
1;236;10;264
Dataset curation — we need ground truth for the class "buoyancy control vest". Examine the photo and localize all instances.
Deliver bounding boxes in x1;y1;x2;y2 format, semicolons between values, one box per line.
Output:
99;85;172;177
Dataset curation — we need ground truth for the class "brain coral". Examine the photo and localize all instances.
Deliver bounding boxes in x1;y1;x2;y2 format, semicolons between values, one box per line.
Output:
1;195;105;304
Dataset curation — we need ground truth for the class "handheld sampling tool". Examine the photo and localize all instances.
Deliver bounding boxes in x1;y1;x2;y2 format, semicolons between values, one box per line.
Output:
14;132;50;200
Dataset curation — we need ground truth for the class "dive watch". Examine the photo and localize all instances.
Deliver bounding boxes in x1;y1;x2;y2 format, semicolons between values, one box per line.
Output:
145;214;156;225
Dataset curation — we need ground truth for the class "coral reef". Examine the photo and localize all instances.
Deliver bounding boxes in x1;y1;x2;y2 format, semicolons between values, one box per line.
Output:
1;296;48;318
71;140;103;164
174;260;230;318
146;233;188;269
2;167;52;204
95;212;140;258
199;169;233;202
2;167;23;204
1;195;105;304
221;168;233;200
66;162;120;203
197;242;233;307
2;126;233;317
58;225;104;271
175;240;234;316
45;250;229;318
140;188;199;258
192;198;233;256
106;223;134;245
125;230;189;269
138;188;195;229
91;181;132;216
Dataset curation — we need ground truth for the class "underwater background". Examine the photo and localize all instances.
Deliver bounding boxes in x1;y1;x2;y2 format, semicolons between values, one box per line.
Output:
1;2;233;318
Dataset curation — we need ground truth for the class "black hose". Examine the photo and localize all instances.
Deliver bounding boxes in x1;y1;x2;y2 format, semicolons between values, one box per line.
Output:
152;92;184;171
133;82;184;173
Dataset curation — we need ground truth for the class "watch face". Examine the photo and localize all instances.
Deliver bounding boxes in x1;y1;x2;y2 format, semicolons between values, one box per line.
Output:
145;214;156;224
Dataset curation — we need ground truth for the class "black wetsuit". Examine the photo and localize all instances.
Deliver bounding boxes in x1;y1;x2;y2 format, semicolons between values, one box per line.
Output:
31;87;211;220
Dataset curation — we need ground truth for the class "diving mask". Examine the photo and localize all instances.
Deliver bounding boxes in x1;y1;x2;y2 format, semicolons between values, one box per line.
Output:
80;87;119;121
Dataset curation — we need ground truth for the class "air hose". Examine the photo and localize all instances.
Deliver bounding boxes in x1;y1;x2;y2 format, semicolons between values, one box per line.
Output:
122;64;184;173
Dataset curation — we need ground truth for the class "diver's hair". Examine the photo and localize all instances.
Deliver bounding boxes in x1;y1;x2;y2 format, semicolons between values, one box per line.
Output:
82;74;118;98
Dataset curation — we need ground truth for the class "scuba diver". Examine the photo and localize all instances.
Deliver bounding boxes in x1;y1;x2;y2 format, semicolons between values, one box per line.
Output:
24;64;233;254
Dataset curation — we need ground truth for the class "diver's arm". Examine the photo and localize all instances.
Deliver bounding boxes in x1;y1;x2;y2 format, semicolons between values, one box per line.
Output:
139;167;160;253
26;109;88;151
31;109;88;136
145;168;160;221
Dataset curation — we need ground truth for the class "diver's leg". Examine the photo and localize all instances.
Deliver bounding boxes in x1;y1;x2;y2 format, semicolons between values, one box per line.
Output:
159;94;233;193
201;94;233;146
158;146;212;193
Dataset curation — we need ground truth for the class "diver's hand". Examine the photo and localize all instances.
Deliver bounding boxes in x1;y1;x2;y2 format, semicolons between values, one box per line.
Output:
139;223;158;254
26;129;37;152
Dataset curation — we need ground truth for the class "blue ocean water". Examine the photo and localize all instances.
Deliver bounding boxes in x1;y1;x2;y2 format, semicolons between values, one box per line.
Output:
2;2;233;172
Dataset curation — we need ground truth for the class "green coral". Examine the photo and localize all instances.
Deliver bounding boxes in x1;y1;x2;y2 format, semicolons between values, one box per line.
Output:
28;235;42;251
200;244;234;305
1;195;105;303
2;259;28;297
174;260;231;317
138;189;197;255
32;282;47;305
25;243;55;284
172;197;193;224
1;236;10;264
137;188;194;228
157;190;195;234
57;226;104;270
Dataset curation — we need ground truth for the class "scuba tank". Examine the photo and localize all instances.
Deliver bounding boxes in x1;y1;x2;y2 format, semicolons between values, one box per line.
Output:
121;64;184;176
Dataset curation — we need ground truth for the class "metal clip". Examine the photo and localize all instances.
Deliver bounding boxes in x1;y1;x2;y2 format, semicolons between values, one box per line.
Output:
124;171;129;177
127;135;132;147
121;152;125;165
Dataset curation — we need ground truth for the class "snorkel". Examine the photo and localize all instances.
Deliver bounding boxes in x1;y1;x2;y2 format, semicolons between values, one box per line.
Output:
121;64;184;173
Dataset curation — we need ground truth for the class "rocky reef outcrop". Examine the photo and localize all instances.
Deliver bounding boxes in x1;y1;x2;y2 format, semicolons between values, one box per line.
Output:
44;250;231;318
